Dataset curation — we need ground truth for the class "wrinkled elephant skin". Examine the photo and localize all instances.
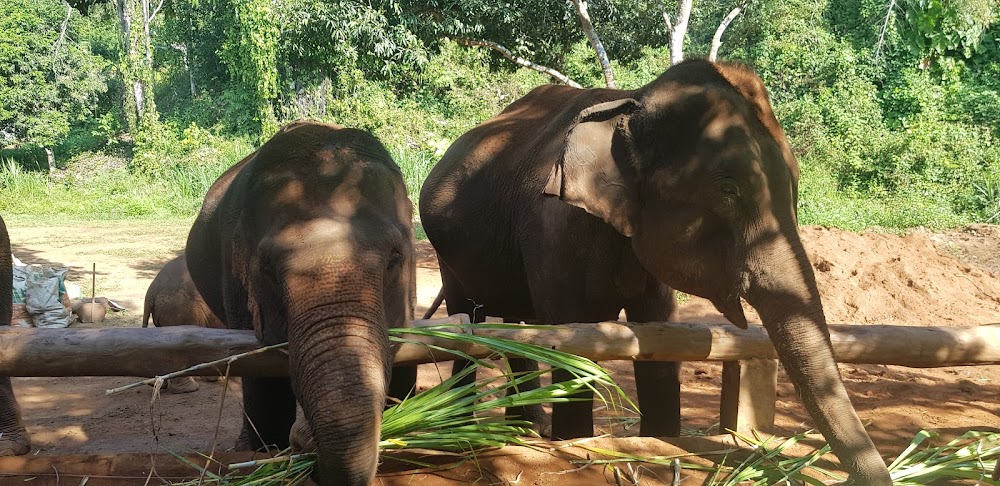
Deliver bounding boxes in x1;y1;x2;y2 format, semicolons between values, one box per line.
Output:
0;215;30;456
420;60;890;485
185;121;417;486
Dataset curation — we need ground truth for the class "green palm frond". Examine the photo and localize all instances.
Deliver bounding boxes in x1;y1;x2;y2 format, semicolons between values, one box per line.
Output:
170;324;631;484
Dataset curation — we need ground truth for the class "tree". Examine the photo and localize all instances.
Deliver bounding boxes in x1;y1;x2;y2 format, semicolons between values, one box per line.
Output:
0;0;107;169
898;0;997;67
112;0;162;133
220;0;279;136
570;0;616;87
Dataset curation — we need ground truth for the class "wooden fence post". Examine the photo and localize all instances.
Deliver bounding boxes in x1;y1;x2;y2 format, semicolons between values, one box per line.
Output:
719;358;777;434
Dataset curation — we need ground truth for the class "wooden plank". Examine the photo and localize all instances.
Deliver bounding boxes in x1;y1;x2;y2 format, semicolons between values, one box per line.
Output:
2;320;1000;377
719;358;778;434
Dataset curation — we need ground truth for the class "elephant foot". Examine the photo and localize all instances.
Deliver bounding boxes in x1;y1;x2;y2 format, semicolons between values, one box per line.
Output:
200;375;222;383
507;404;550;437
165;376;200;394
233;432;254;452
0;435;30;456
234;427;270;452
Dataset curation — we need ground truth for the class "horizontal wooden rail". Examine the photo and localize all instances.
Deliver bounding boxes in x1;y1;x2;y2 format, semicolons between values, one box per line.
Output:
1;317;999;377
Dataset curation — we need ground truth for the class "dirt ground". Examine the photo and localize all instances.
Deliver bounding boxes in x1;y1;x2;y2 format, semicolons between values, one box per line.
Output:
4;220;1000;484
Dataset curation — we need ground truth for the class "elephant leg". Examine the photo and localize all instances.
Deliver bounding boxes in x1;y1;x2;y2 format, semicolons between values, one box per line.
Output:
625;281;680;437
550;368;595;439
439;265;481;395
237;377;296;451
0;377;30;456
535;300;618;440
387;365;417;405
504;357;547;433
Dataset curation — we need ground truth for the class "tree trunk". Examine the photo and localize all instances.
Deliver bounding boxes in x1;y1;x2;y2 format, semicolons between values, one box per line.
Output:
114;0;158;133
4;320;1000;378
570;0;616;88
226;0;280;137
172;43;196;97
45;148;55;173
709;5;744;61
454;38;582;88
51;2;72;73
669;0;693;65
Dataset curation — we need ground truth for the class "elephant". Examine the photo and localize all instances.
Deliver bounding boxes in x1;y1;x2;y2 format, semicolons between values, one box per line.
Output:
419;59;890;484
143;254;225;330
0;215;30;456
143;254;225;392
185;120;417;486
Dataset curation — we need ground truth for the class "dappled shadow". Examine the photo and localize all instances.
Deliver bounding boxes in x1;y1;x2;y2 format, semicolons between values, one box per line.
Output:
129;250;183;281
12;376;243;455
9;245;108;279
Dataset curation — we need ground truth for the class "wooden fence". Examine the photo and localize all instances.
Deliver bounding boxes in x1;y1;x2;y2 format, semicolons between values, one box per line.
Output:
2;314;999;433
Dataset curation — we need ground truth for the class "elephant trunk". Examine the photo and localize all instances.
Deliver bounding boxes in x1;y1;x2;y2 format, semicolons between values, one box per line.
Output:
744;229;891;485
288;311;390;486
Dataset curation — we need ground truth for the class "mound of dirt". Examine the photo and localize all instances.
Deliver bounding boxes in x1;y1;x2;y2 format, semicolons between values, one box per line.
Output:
799;226;1000;326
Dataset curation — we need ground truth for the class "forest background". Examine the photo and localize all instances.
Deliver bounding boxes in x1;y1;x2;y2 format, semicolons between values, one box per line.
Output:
1;0;998;231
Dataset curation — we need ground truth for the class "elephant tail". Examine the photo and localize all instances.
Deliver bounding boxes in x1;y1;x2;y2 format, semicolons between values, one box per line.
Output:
142;294;153;328
421;288;445;320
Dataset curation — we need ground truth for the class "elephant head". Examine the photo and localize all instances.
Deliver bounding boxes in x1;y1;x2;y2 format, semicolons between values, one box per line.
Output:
186;121;416;485
543;60;889;484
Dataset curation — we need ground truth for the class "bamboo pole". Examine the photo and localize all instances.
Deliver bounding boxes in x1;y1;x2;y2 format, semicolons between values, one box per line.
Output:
1;320;999;377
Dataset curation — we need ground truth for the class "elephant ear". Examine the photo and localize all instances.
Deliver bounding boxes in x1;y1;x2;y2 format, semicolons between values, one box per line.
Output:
543;98;641;237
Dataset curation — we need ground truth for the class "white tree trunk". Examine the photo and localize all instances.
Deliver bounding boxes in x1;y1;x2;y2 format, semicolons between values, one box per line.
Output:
142;0;164;66
51;2;72;72
45;148;55;173
570;0;616;88
874;0;897;63
709;6;744;62
670;0;694;65
133;80;146;118
173;43;196;96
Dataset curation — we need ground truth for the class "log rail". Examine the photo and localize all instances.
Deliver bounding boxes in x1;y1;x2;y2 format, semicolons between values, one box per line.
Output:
2;315;998;433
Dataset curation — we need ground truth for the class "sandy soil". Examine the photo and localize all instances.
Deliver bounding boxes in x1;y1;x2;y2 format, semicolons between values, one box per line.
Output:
4;220;1000;484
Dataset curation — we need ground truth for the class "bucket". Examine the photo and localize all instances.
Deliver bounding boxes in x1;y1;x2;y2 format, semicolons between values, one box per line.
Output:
77;301;107;324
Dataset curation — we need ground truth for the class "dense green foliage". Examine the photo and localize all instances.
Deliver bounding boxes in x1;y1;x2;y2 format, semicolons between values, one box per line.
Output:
1;0;998;229
0;0;109;152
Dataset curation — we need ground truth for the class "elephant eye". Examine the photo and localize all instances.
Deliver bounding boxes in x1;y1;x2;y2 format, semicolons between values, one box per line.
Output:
387;250;404;269
720;180;741;198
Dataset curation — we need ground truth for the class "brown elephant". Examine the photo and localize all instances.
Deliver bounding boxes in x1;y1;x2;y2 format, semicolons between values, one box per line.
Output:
419;59;890;484
185;121;417;486
143;255;224;330
0;215;30;456
143;254;225;392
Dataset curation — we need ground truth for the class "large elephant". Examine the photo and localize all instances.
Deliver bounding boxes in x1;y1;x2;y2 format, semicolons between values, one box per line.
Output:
419;60;890;484
185;121;417;486
0;215;30;456
143;254;225;392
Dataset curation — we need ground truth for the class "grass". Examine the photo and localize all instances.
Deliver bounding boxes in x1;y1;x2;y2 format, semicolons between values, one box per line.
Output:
1;142;438;225
576;428;1000;485
2;133;994;232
